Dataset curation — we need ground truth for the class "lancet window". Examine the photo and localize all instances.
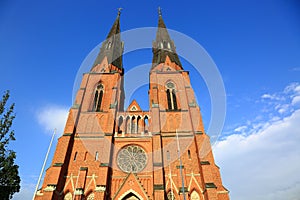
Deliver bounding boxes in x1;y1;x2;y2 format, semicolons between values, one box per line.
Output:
93;83;104;112
166;81;178;110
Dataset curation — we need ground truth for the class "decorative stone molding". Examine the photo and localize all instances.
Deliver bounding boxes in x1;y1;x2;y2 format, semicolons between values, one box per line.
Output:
36;189;43;196
75;188;84;195
44;184;56;192
95;185;106;192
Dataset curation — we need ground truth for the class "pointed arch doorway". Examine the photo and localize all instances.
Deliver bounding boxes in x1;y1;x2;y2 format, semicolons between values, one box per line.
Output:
122;192;140;200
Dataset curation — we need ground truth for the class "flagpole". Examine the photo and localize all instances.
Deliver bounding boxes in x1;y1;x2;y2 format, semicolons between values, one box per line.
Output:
168;153;174;200
32;128;56;200
176;129;186;200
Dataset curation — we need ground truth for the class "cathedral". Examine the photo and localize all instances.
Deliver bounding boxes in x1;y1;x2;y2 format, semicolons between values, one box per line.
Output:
34;10;229;200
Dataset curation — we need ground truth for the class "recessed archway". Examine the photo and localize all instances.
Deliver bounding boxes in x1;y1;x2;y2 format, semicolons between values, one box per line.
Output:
122;192;140;200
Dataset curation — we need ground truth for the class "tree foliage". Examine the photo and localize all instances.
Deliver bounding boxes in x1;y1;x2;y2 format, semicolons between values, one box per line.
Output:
0;91;20;199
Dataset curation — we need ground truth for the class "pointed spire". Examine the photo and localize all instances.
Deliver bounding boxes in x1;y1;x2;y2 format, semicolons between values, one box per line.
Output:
106;8;122;39
92;9;124;71
152;8;182;69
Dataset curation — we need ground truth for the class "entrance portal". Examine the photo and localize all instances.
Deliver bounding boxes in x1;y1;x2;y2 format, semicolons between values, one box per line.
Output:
122;192;141;200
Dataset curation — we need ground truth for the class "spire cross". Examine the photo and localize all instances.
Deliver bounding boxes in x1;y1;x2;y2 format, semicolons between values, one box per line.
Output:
117;7;123;16
158;6;162;16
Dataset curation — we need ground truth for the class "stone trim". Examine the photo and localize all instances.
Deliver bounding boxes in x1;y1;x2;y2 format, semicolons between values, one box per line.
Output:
178;187;188;194
200;161;210;165
80;167;88;171
53;163;63;167
153;162;163;167
95;185;106;192
205;183;217;189
44;184;56;192
100;163;109;167
153;184;164;190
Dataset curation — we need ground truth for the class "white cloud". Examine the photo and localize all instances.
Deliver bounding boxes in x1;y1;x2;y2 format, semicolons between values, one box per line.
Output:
214;108;300;200
261;93;284;101
36;104;69;135
233;125;247;133
292;96;300;106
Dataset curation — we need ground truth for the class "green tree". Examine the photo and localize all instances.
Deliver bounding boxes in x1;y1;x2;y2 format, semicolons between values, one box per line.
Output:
0;91;20;199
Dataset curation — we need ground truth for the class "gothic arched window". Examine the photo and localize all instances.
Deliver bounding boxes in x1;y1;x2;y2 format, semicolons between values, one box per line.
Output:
191;190;200;200
87;193;94;200
167;191;175;200
95;151;99;161
163;41;168;49
166;82;178;110
118;116;123;134
131;116;136;134
166;150;170;161
84;152;88;161
106;41;112;49
73;152;77;161
94;84;104;112
64;192;72;200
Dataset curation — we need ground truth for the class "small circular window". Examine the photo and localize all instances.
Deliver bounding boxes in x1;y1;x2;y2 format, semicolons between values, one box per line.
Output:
166;82;175;89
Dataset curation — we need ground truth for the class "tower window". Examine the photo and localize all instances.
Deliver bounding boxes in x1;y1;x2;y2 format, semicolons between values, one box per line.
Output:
167;89;172;110
167;150;170;161
163;41;168;49
159;42;163;49
93;84;104;112
84;152;88;161
95;151;99;161
166;82;178;110
106;41;112;49
188;150;191;159
73;152;77;161
167;42;171;49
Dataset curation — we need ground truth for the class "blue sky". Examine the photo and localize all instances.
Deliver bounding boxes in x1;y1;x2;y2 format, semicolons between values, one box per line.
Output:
0;0;300;199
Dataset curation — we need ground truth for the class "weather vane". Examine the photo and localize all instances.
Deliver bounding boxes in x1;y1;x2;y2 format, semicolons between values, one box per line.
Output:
158;6;162;16
118;7;123;16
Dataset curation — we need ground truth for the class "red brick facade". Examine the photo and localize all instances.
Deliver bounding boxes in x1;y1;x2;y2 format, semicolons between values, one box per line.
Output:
34;12;229;200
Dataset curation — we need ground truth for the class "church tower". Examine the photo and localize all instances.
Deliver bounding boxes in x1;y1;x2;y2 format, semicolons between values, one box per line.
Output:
34;10;229;200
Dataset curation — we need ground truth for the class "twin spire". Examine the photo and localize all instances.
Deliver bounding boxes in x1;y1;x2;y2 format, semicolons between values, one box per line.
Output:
92;8;182;72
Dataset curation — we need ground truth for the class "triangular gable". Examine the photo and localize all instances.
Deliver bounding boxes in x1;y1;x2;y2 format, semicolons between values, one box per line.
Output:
113;173;149;200
151;55;182;72
127;100;142;112
91;56;109;73
187;173;204;194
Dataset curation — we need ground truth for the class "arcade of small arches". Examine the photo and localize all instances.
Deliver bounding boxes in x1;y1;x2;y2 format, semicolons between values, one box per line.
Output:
93;83;104;112
115;114;150;137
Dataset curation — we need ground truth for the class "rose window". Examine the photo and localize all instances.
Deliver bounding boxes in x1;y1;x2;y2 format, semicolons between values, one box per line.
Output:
117;145;147;173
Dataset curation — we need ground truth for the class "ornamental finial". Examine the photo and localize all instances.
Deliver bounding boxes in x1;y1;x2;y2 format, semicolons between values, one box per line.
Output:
158;7;162;16
117;7;123;16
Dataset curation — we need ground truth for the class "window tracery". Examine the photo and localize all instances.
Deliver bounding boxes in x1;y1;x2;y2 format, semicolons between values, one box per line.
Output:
64;192;72;200
93;84;104;112
117;145;147;173
166;81;178;110
167;191;175;200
